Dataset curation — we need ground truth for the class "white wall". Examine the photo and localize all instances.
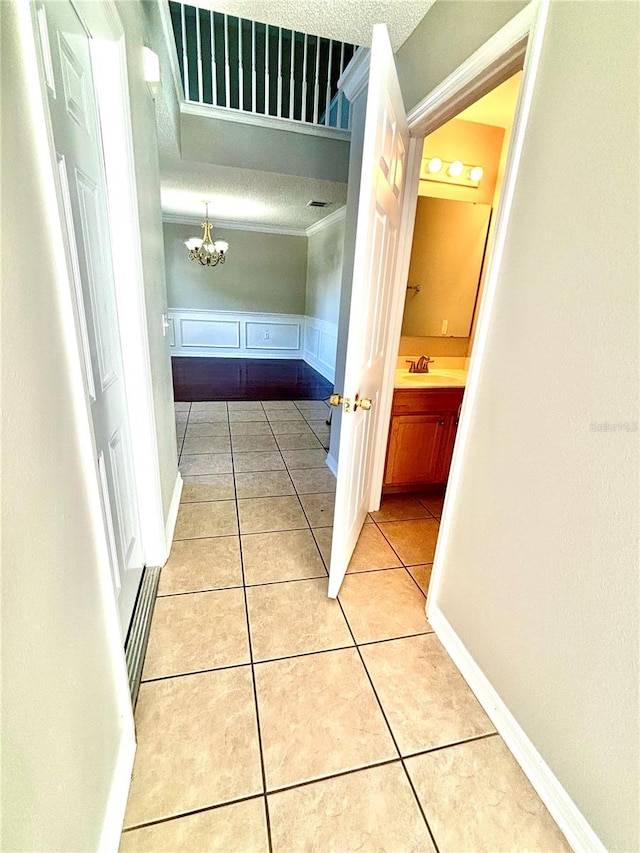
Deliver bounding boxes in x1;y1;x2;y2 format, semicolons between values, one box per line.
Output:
305;211;346;326
164;222;308;315
396;0;528;114
117;0;179;523
399;3;639;849
182;109;350;182
1;3;133;848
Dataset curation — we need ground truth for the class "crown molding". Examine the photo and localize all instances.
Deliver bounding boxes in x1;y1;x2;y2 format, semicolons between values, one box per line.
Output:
338;46;371;103
305;205;347;237
162;213;307;237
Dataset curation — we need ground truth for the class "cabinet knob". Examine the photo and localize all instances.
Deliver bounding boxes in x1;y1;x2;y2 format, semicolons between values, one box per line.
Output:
438;420;445;426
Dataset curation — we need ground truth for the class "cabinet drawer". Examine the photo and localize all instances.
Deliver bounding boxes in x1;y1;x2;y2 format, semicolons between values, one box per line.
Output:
392;387;464;416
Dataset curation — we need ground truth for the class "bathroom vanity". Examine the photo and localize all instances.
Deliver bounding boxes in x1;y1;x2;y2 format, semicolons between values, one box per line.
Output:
383;368;466;491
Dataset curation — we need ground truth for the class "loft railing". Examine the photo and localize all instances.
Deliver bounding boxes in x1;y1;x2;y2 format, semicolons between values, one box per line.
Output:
168;2;356;130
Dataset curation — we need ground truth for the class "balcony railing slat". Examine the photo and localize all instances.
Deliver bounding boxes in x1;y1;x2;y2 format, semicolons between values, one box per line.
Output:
313;35;320;124
180;3;190;101
195;6;203;103
324;40;333;127
288;31;295;120
301;34;308;123
277;28;283;118
170;2;352;131
251;21;256;114
223;14;230;108
337;41;345;129
209;12;218;107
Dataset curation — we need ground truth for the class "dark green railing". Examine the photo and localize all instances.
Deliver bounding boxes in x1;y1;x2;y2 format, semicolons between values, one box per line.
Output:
168;2;356;130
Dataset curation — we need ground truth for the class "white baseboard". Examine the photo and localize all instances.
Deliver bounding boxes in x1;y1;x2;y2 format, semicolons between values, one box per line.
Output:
163;472;183;563
325;452;338;476
427;605;606;853
98;727;135;853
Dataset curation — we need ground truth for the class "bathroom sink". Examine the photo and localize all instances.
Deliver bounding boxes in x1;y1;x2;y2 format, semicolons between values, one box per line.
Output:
395;369;467;388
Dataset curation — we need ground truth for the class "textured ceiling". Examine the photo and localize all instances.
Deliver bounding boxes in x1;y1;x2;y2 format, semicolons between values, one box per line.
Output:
189;0;434;51
160;158;348;231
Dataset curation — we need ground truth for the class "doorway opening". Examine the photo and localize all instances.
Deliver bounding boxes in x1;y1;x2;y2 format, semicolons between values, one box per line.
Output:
373;71;524;597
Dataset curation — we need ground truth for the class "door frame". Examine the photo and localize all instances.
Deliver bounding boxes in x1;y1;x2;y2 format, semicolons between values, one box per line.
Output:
370;1;549;579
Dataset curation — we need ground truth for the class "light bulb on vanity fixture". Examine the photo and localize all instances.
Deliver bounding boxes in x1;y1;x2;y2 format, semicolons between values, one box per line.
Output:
184;202;229;267
421;157;485;188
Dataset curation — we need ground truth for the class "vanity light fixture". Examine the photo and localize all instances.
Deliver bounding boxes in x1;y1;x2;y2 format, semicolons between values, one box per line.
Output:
184;202;229;267
420;158;485;188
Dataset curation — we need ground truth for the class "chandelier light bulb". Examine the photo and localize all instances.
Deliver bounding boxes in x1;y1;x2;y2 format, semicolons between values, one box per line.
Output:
447;160;464;177
427;157;442;173
468;166;484;181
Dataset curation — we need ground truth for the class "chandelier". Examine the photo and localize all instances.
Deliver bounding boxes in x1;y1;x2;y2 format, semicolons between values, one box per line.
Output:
184;202;229;267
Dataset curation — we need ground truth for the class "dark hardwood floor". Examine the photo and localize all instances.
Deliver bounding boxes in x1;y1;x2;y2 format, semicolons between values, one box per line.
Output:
172;357;334;402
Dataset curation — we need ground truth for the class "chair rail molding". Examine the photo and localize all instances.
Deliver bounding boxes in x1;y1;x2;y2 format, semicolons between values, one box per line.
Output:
167;308;338;381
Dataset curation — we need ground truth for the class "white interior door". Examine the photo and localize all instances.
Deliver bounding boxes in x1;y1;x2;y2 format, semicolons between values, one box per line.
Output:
328;25;409;598
39;0;144;637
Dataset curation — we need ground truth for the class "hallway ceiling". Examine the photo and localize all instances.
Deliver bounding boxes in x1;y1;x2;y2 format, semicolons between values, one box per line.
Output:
189;0;434;51
160;159;348;233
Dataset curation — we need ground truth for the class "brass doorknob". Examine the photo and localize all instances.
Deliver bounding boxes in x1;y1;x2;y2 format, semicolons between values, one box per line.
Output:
355;396;373;411
329;393;352;412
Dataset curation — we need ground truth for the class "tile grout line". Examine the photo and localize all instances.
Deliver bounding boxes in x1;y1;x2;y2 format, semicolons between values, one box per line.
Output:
176;402;190;461
121;792;267;834
334;593;442;853
231;448;274;853
139;628;439;685
124;725;494;838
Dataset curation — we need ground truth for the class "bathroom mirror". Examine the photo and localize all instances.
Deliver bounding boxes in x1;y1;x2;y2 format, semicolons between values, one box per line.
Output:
402;197;492;338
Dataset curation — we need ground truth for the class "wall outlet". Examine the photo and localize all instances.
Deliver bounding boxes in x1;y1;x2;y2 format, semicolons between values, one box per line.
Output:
441;319;449;335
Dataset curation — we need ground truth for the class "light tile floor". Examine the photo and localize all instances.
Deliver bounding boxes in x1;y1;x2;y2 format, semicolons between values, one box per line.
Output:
120;400;570;852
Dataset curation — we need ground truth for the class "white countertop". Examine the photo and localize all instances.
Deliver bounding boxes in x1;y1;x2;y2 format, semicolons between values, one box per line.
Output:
394;367;467;389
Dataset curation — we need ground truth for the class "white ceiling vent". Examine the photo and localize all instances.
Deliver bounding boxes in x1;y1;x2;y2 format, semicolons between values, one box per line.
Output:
306;200;330;208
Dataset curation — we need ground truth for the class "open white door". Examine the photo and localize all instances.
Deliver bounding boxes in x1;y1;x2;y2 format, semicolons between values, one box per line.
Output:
328;25;408;598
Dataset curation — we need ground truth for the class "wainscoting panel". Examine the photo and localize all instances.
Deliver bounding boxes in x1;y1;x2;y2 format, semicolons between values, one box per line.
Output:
168;310;338;381
303;316;338;383
180;317;241;349
169;310;304;359
246;321;300;351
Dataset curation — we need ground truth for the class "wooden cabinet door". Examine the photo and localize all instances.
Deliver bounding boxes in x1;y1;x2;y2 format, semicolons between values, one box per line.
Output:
438;415;460;483
385;414;447;485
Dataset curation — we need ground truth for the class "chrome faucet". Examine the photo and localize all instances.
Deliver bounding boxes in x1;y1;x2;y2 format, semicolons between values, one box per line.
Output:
406;356;434;374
